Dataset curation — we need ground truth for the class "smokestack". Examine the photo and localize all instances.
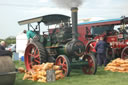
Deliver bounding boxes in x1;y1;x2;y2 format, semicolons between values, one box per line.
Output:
71;7;78;40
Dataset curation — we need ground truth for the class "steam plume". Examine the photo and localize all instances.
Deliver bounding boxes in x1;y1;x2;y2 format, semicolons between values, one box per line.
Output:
52;0;85;9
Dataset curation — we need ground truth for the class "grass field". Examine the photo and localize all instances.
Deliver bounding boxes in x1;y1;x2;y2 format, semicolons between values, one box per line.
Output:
14;61;128;85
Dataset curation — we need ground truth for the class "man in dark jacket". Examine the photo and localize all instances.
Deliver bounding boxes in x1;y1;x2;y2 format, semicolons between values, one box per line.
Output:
0;41;6;50
0;41;12;57
95;37;108;66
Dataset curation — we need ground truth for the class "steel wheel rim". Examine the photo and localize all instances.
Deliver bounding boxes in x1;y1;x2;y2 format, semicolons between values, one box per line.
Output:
55;55;69;77
25;44;41;70
82;55;95;74
121;47;128;59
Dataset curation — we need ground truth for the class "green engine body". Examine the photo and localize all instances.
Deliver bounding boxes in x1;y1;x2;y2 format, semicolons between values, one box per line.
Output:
40;25;85;59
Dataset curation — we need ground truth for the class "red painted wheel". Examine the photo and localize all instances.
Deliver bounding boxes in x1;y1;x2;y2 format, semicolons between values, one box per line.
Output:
55;55;71;77
24;42;47;70
121;46;128;59
82;54;97;75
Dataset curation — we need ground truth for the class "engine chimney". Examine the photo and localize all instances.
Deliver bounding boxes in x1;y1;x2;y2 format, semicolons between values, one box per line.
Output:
71;7;78;40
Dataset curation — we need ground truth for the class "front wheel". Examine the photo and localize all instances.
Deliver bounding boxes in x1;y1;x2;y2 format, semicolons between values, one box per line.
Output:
82;54;97;75
55;55;71;77
121;46;128;59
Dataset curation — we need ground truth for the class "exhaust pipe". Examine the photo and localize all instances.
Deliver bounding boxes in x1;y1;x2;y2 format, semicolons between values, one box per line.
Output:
71;7;78;41
66;7;85;58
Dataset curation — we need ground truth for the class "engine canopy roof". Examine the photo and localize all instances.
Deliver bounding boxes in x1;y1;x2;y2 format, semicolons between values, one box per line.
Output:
79;16;128;26
18;14;70;26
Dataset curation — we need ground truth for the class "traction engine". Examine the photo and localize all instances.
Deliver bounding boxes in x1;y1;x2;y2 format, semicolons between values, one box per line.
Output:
78;16;128;60
18;7;97;76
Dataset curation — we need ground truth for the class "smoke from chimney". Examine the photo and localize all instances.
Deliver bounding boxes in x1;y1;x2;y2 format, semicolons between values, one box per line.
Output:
52;0;85;9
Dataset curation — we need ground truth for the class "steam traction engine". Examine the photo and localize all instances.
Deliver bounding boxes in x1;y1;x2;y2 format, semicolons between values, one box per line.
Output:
78;16;128;60
18;7;97;76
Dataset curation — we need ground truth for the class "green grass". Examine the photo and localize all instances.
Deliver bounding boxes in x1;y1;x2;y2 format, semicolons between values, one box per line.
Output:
14;61;128;85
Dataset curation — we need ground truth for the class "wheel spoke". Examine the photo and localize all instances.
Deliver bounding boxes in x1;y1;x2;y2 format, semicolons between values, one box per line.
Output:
124;52;128;56
125;48;128;52
34;59;40;64
31;48;35;54
34;54;40;58
34;48;39;56
28;53;34;57
83;67;88;73
89;63;93;67
88;68;93;74
88;59;93;67
63;67;67;73
29;62;34;67
123;53;128;59
63;63;67;68
62;59;66;65
58;58;62;65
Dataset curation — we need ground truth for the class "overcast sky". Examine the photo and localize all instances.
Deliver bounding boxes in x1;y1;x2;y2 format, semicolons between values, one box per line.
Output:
0;0;127;39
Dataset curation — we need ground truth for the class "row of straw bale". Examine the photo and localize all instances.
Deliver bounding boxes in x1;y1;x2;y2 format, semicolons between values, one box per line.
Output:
18;62;64;83
104;58;128;73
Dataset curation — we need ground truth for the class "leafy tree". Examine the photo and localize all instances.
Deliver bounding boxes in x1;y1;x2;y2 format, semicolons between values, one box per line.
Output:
0;39;4;42
5;36;16;46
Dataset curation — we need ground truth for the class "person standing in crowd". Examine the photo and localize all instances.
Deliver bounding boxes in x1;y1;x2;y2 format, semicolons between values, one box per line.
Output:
95;37;108;66
90;39;99;64
90;39;99;55
0;41;12;57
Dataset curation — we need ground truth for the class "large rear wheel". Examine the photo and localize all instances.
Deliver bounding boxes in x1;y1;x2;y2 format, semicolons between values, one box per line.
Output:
82;54;97;75
55;55;71;77
24;41;47;70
